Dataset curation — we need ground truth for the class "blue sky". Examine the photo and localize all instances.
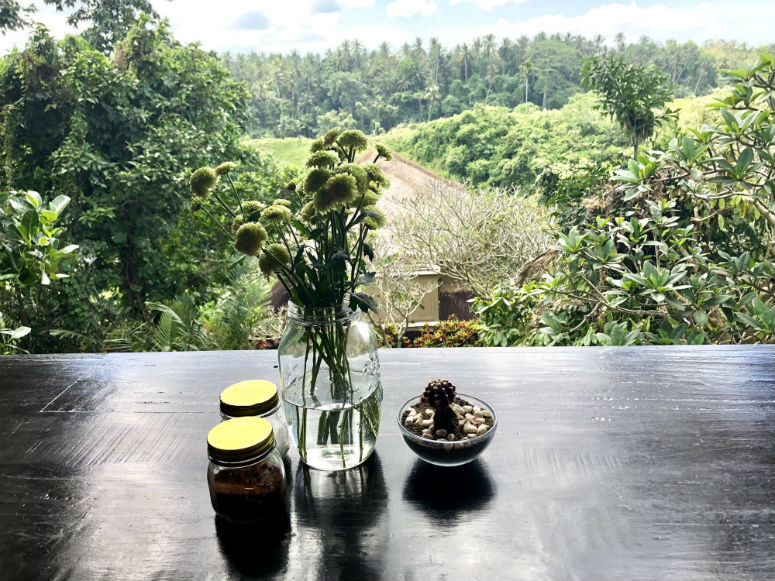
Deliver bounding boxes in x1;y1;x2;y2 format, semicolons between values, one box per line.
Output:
2;1;773;54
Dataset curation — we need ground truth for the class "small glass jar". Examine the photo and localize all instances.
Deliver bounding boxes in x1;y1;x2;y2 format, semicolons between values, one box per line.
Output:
207;417;286;523
220;379;289;458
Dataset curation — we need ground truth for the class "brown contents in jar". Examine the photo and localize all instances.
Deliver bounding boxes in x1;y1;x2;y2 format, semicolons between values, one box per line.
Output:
209;462;285;522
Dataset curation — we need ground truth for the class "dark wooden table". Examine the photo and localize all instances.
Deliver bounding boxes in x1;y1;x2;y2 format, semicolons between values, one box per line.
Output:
1;346;773;581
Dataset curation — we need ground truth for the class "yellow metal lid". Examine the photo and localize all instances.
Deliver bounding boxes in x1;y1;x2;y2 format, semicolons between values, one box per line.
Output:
207;417;274;462
219;380;279;417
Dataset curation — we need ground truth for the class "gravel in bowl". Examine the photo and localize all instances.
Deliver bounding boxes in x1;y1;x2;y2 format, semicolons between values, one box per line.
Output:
397;393;497;467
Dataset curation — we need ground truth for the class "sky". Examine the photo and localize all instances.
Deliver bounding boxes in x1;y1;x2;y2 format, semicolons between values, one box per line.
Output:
2;0;773;55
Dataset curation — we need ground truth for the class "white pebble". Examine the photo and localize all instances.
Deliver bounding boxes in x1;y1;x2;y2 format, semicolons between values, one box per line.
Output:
413;415;424;425
473;406;482;414
443;443;454;451
482;410;492;418
424;409;434;417
459;419;466;426
447;433;457;441
435;429;448;438
466;434;477;439
422;429;433;437
464;422;477;434
476;424;488;435
464;413;475;421
404;417;414;426
408;408;417;416
422;419;433;427
462;405;473;413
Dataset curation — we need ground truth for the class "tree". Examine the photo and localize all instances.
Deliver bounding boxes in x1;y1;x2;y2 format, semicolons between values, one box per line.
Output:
0;18;280;351
391;182;554;300
581;54;674;156
1;0;157;53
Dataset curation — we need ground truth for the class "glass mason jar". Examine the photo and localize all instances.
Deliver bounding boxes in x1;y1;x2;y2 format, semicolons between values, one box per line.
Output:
207;417;286;523
278;300;382;471
219;379;289;458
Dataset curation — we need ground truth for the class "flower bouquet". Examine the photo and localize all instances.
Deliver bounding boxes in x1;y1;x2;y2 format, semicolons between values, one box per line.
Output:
191;129;391;470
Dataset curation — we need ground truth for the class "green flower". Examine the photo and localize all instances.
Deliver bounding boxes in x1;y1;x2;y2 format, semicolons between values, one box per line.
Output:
285;180;297;192
261;205;292;222
231;214;244;233
190;167;218;198
362;205;386;230
259;243;292;276
241;201;265;222
338;130;368;151
191;197;202;212
337;164;368;194
375;143;393;161
300;201;320;224
357;189;380;207
309;138;326;153
234;223;267;256
363;164;389;188
304;168;333;194
215;161;237;176
305;150;339;169
326;174;359;204
323;127;341;146
273;198;291;207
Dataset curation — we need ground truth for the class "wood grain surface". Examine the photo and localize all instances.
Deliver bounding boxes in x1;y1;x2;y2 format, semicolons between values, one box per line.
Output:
0;346;773;581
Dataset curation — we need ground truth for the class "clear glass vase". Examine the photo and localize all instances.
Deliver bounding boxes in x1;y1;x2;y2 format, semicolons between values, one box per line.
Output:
278;300;382;471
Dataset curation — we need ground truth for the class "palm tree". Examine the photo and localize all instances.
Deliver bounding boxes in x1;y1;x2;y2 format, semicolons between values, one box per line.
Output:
520;58;533;104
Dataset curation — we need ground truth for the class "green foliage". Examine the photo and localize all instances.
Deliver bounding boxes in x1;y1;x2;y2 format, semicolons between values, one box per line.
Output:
224;35;763;140
581;54;674;156
474;53;775;346
388;93;626;189
0;19;292;352
0;190;79;352
409;317;483;348
376;318;483;348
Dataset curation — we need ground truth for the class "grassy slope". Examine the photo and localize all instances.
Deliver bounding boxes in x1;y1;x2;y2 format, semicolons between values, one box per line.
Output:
247;92;715;179
247;137;312;167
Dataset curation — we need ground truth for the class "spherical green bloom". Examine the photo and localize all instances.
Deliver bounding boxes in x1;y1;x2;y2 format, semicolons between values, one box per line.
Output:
337;164;368;194
359;189;381;207
313;189;338;213
261;204;292;223
375;143;393;161
259;244;292;277
304;168;333;194
309;139;326;153
241;200;265;222
305;150;339;169
363;164;389;188
273;198;291;207
326;174;359;204
234;223;267;256
190;167;218;197
338;130;368;151
300;201;320;224
215;161;237;176
362;205;386;230
191;197;202;212
231;214;244;233
323;127;341;146
285;181;297;192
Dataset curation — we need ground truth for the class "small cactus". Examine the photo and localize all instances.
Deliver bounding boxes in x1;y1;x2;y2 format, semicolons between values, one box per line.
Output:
422;378;459;433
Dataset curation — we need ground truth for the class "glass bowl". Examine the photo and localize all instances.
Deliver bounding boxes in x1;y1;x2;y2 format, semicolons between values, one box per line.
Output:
397;393;497;467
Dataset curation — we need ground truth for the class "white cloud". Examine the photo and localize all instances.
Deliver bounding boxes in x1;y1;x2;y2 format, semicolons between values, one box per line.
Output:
450;0;528;10
434;1;771;47
341;0;376;7
386;0;438;18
